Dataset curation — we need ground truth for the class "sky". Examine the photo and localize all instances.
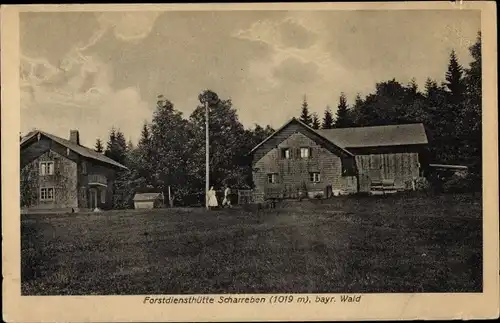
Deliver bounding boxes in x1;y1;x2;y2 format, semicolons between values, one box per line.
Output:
19;9;481;147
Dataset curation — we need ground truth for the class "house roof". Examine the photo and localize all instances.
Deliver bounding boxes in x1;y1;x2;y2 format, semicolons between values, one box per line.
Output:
249;119;428;156
20;130;128;170
249;118;354;157
133;192;163;201
315;123;428;148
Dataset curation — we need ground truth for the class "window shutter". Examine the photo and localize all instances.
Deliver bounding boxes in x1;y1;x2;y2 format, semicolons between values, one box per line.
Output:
309;147;313;158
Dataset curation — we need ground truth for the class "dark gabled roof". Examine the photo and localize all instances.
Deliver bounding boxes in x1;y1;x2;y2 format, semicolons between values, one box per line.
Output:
249;118;354;157
249;118;428;156
133;192;163;201
315;123;428;148
20;130;128;170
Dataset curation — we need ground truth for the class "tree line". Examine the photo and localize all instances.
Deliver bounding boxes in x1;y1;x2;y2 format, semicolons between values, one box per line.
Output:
299;33;481;175
96;32;481;207
97;92;275;208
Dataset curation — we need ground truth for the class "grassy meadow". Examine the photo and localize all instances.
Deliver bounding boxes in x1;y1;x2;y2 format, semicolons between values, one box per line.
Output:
21;193;482;295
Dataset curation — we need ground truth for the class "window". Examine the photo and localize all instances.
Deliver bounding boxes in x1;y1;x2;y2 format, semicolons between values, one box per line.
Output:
81;161;87;174
310;172;321;183
300;147;311;158
267;173;278;184
281;148;291;159
40;161;54;176
40;187;55;201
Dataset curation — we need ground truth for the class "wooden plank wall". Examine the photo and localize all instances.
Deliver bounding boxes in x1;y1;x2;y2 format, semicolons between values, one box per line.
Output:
356;152;420;191
253;132;350;198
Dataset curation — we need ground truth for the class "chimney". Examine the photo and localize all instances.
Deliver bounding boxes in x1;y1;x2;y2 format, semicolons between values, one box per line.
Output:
69;130;80;145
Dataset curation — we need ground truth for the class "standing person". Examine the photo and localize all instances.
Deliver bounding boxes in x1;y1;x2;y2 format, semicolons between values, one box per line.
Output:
222;185;232;208
207;186;218;210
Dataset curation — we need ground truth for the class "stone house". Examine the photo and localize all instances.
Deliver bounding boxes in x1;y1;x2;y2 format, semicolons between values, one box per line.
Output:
20;129;128;213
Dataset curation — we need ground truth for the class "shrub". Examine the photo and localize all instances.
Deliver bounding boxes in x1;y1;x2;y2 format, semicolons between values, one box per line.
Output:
414;177;431;191
442;173;480;193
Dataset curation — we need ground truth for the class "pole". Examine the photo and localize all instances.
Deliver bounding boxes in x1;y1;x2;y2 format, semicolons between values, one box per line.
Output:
168;186;172;207
205;99;210;210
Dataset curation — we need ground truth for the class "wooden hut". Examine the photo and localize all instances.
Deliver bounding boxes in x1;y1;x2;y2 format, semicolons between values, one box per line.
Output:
133;192;164;209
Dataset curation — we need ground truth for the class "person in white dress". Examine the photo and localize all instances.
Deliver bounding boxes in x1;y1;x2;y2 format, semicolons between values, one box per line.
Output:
222;185;232;208
207;186;218;209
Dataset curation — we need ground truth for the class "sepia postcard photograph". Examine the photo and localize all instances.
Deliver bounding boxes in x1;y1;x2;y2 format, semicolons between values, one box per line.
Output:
2;1;499;322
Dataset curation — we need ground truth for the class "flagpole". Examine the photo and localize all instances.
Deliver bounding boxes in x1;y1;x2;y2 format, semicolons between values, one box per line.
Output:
205;99;210;210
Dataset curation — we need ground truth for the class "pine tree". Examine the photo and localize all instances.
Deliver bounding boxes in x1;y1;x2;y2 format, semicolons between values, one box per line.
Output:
94;138;104;153
407;78;418;97
127;139;134;152
115;130;128;163
349;93;364;126
311;113;320;129
104;128;117;160
135;121;155;188
461;32;482;182
444;50;466;104
424;78;447;110
138;122;151;148
334;93;352;128
104;128;127;164
322;106;334;129
299;95;312;126
464;32;481;108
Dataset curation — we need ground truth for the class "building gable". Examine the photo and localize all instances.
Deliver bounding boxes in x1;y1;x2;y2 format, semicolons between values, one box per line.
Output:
251;118;354;166
21;135;80;169
21;130;127;170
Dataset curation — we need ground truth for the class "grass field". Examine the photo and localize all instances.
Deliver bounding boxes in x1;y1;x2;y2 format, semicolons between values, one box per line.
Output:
21;193;482;295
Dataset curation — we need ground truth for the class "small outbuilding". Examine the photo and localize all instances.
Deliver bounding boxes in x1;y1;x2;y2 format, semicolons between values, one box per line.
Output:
133;192;164;209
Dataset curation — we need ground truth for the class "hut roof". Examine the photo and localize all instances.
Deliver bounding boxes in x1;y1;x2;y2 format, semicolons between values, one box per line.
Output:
133;192;163;202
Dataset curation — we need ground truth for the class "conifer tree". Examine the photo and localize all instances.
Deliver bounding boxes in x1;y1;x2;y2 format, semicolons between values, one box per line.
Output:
94;138;104;153
444;50;466;104
311;113;320;129
104;128;127;164
322;106;334;129
334;93;352;128
299;95;312;126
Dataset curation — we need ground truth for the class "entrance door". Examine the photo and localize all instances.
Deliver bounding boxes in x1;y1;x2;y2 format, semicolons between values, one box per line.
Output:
89;188;98;209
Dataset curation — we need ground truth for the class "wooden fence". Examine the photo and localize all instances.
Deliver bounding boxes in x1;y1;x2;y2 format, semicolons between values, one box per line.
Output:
237;190;265;205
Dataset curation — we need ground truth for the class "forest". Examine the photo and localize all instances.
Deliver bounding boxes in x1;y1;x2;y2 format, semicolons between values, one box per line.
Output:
97;32;481;208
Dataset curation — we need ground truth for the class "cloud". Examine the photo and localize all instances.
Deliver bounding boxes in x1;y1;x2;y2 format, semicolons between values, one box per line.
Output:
95;12;161;42
20;13;155;146
232;15;349;88
277;17;318;49
233;16;317;50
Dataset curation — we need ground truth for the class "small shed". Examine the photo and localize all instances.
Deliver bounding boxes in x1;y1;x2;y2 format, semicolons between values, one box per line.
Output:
133;192;164;209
